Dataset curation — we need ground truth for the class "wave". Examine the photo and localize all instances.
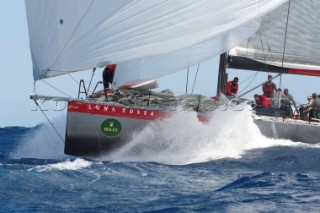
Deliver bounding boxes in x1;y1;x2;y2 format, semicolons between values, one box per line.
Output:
28;158;92;172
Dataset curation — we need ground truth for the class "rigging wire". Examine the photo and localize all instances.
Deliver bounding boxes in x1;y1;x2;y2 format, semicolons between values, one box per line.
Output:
239;18;287;96
236;29;273;95
185;67;189;93
238;71;259;94
68;73;80;85
33;100;65;144
258;29;277;65
277;0;291;90
67;70;100;86
233;1;292;99
258;30;268;65
191;64;200;94
87;67;96;96
41;79;72;97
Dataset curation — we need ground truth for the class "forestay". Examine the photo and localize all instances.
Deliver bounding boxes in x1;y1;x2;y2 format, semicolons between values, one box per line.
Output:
26;0;287;81
229;0;320;75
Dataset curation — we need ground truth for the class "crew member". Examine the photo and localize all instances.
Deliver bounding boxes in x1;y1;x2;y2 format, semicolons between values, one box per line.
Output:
272;88;284;108
254;94;272;108
226;77;239;98
281;88;297;117
262;75;277;98
103;64;117;90
309;93;320;121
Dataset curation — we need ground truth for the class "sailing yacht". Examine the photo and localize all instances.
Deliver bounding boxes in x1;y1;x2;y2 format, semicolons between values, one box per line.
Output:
225;0;320;143
26;0;310;157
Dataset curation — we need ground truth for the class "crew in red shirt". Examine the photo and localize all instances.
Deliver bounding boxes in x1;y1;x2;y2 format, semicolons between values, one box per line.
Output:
262;75;277;98
254;94;272;108
226;77;239;98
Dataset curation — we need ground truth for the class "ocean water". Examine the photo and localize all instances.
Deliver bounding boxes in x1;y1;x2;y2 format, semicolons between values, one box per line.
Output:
1;109;320;212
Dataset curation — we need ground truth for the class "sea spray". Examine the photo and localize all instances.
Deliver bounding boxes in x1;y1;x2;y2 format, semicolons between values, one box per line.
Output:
102;106;297;164
10;116;68;160
10;107;299;163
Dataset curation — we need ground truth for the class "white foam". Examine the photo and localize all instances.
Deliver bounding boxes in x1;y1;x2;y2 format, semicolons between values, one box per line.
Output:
30;158;92;172
102;106;299;165
10;116;68;160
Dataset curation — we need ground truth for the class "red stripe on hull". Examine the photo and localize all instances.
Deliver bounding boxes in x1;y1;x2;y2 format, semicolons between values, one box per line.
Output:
288;68;320;76
68;101;170;120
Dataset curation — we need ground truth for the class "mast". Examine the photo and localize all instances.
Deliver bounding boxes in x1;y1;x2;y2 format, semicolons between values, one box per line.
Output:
216;53;228;95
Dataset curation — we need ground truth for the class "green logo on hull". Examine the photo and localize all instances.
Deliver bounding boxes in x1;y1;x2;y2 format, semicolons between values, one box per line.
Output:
101;119;122;137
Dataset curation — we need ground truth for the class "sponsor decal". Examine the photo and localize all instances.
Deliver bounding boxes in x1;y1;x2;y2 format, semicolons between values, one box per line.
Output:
68;102;169;120
101;119;122;137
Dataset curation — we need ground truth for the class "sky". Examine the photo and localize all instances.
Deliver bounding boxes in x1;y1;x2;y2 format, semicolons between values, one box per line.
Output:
0;1;319;127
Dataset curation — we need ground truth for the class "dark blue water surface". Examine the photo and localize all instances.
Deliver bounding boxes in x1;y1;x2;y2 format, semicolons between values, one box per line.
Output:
1;126;320;212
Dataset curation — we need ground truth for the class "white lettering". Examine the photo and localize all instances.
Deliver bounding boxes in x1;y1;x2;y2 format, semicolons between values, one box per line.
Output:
112;107;116;112
122;108;126;113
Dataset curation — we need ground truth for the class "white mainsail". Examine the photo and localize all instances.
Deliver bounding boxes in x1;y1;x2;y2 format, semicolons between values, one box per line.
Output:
229;0;320;75
26;0;287;81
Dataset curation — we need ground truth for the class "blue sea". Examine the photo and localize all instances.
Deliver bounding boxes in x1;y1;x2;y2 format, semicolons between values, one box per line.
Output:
1;110;320;212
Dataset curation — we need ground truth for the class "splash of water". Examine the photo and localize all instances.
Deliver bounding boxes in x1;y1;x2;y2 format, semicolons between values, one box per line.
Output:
102;106;297;165
29;158;92;172
10;116;68;160
10;106;305;164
